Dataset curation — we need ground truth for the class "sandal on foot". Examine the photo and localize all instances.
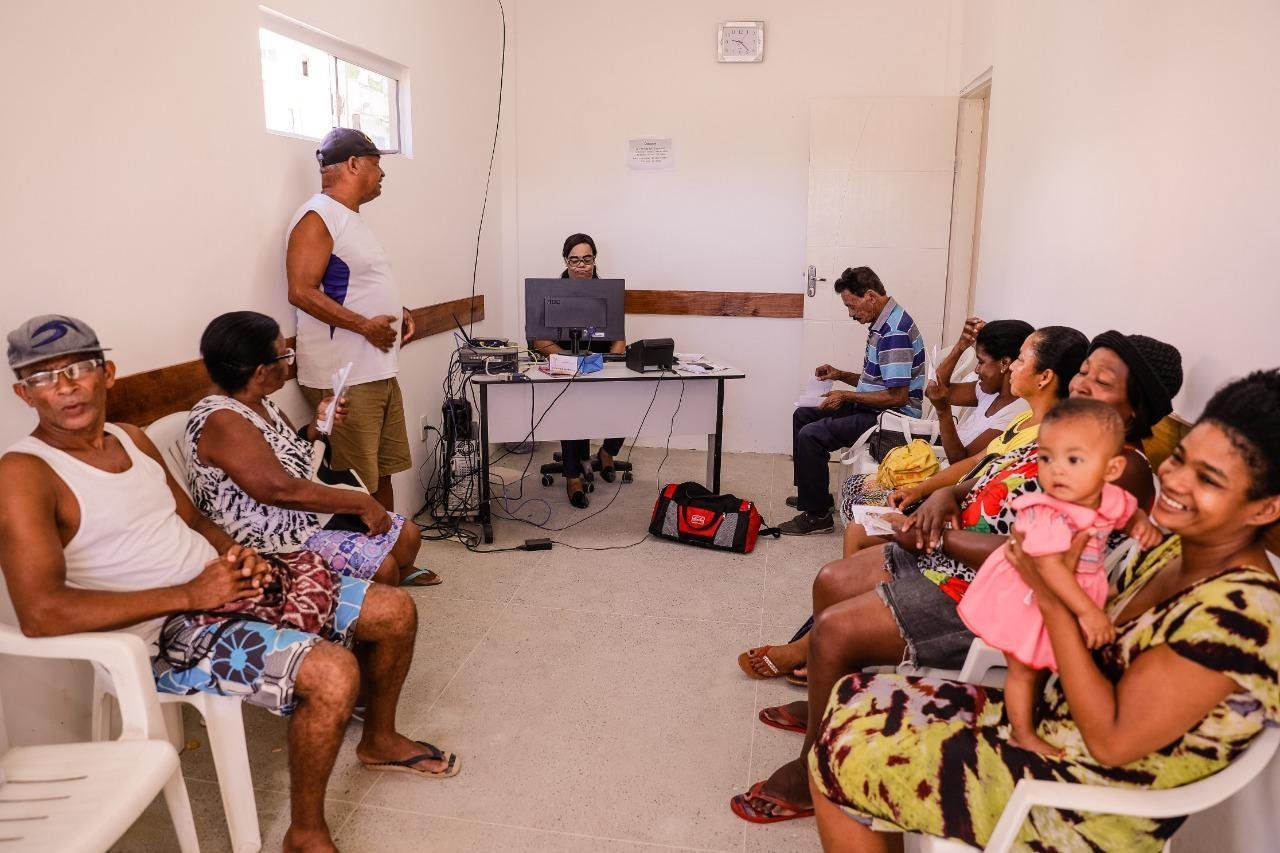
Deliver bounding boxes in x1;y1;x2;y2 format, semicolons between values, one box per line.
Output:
361;740;460;779
401;568;442;587
758;705;807;734
730;780;815;824
737;646;785;679
785;668;808;688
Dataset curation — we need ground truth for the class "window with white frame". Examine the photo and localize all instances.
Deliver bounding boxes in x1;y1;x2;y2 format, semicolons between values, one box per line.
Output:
257;11;403;153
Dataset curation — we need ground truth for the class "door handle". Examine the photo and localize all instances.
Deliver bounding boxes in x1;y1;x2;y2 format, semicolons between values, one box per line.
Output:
806;265;827;297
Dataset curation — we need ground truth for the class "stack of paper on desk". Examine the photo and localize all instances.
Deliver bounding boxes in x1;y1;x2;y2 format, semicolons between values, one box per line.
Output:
674;358;728;374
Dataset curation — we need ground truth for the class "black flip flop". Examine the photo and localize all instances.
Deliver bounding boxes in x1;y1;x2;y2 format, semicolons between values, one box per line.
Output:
362;740;460;779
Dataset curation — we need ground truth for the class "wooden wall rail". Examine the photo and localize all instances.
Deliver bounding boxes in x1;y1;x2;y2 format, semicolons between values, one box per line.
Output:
408;295;484;340
625;289;802;319
105;295;484;426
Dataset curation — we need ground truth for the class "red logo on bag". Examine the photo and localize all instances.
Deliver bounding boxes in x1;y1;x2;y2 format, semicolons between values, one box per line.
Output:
688;511;710;527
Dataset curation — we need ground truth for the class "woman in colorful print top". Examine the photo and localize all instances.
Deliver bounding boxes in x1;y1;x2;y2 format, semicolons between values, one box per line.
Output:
810;369;1280;851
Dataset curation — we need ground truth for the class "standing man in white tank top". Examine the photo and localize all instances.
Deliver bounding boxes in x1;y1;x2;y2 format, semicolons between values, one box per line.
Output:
0;314;459;852
287;128;416;512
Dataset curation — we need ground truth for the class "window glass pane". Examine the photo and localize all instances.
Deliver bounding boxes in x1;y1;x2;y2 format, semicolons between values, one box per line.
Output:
335;59;397;151
259;28;335;140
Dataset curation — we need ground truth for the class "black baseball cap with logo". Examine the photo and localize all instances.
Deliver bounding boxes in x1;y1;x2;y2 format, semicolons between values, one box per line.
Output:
316;128;394;167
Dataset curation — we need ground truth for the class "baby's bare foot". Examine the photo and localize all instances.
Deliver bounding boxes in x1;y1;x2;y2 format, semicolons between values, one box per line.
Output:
1009;728;1063;758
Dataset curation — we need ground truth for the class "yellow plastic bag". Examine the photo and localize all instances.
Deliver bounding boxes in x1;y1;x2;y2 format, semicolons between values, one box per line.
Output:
876;439;940;489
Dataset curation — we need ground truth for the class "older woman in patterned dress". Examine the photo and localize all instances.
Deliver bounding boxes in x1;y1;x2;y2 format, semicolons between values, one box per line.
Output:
809;369;1280;852
185;311;439;587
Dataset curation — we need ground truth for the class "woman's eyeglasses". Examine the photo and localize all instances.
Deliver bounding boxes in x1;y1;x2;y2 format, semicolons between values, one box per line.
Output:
269;348;296;367
566;254;595;268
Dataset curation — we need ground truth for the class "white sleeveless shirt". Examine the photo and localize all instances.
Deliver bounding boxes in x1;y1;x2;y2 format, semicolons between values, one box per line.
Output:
7;424;217;648
287;193;402;388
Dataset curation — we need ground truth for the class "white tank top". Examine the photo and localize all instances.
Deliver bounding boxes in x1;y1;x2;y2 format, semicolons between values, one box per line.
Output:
287;193;402;388
957;387;1029;449
7;424;217;649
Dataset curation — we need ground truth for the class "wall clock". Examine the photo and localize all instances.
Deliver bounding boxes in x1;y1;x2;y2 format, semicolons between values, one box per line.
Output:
718;21;764;63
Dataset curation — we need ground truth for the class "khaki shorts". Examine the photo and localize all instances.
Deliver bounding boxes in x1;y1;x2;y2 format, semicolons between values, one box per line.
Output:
301;377;411;489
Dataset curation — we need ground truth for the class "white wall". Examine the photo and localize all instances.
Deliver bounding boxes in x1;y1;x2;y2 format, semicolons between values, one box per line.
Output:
0;0;505;744
966;0;1280;418
961;2;1280;848
506;0;963;452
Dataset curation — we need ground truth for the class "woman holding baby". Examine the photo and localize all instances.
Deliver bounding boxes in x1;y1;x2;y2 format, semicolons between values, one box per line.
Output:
809;368;1280;851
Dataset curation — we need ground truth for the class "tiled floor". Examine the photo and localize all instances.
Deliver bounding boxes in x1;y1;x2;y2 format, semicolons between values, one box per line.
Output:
116;447;839;852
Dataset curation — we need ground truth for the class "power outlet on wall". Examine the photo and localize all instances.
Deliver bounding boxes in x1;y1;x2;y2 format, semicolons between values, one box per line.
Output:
420;414;430;441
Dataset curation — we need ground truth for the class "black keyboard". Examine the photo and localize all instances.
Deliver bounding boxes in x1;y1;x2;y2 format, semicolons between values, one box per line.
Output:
603;353;628;362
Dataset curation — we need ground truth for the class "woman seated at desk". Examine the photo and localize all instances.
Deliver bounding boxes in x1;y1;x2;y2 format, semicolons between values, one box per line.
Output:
532;232;626;509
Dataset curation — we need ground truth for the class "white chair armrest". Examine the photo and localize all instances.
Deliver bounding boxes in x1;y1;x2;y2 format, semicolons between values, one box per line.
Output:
880;412;942;444
956;638;1007;684
1105;538;1140;585
0;624;165;742
838;421;880;467
983;727;1280;853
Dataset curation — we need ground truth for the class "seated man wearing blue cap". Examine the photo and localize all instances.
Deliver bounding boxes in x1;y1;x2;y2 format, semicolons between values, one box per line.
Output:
0;314;458;853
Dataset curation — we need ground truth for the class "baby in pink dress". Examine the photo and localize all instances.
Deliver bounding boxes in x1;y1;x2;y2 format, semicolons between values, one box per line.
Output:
958;398;1161;756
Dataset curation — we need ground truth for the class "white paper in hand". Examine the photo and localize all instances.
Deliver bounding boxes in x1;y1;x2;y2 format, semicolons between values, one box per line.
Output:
848;506;900;536
317;362;353;435
796;377;834;408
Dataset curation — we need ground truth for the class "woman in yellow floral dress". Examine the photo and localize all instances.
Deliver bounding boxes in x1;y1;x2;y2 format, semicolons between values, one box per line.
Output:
809;369;1280;852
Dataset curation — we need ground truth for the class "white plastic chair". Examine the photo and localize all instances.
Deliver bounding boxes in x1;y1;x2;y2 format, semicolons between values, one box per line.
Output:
147;410;192;488
836;370;981;477
0;624;199;852
838;412;942;477
92;681;258;852
910;726;1280;853
90;411;261;852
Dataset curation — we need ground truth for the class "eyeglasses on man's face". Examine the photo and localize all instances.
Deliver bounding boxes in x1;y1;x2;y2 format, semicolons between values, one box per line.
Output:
566;254;595;268
20;358;105;390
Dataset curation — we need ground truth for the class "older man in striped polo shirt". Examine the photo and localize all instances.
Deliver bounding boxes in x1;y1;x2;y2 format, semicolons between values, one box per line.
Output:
780;266;926;535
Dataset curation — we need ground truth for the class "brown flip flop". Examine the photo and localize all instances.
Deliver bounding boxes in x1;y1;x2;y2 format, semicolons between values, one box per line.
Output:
730;780;815;823
737;646;784;679
758;704;807;734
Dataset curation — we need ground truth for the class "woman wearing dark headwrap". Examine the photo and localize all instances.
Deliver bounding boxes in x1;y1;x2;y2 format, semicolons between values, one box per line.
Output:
1071;331;1185;510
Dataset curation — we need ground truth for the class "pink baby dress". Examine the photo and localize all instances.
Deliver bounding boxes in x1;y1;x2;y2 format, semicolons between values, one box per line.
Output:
957;483;1137;670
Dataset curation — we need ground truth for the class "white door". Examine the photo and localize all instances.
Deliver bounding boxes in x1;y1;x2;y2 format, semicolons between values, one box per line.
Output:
802;97;959;388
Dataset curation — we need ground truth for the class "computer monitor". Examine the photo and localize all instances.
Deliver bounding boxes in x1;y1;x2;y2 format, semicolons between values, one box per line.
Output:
524;278;626;354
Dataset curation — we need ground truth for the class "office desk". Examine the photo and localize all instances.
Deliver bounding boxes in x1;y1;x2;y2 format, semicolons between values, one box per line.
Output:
471;362;746;543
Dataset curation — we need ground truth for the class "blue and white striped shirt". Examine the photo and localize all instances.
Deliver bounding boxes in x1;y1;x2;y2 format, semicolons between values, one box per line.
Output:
855;298;926;417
